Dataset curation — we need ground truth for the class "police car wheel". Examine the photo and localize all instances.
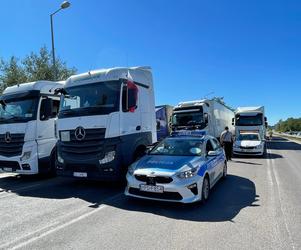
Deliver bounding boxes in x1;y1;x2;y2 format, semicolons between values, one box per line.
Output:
222;162;227;179
202;177;210;202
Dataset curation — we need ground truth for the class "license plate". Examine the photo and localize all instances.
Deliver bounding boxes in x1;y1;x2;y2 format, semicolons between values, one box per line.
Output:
3;168;12;172
73;172;87;178
140;184;164;193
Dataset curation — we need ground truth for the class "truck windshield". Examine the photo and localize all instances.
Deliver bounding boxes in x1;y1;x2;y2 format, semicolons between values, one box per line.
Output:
59;81;121;118
172;109;206;129
236;114;263;126
0;97;38;123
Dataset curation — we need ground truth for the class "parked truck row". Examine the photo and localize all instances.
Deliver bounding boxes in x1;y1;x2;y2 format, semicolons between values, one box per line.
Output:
0;66;268;180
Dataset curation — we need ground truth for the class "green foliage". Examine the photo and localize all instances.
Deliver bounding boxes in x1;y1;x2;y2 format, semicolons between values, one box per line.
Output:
0;46;76;93
275;118;301;132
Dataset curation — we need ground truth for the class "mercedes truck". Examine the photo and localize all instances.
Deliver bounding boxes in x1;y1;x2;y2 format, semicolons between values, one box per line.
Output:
0;81;64;175
171;98;234;138
55;66;157;181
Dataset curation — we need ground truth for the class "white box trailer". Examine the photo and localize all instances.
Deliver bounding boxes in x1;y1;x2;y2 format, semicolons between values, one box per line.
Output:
0;81;64;175
56;66;157;181
233;106;267;139
171;98;234;139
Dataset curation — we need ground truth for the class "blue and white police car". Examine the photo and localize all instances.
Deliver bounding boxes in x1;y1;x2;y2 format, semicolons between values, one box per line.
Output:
125;131;227;203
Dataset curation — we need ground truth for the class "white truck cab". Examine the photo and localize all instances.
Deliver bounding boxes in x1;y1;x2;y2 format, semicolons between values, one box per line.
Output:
56;66;156;181
171;98;234;139
233;106;267;140
0;81;64;175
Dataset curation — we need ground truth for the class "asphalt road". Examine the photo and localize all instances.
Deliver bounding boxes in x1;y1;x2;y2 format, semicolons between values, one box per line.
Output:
0;136;300;250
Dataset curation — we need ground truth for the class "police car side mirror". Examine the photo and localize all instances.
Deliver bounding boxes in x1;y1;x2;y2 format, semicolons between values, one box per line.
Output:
207;150;218;157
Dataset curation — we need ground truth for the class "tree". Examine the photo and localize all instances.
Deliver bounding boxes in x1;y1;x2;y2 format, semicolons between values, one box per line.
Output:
0;46;76;93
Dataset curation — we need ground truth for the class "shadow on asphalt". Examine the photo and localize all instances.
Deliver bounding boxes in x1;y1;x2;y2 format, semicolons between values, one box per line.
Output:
103;175;259;222
231;160;262;165
268;137;301;151
0;174;258;222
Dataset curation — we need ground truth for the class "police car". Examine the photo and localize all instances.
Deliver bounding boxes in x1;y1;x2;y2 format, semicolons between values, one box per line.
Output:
124;131;227;203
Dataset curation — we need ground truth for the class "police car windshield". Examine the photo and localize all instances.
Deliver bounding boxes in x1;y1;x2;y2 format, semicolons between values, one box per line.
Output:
150;138;203;156
238;134;260;141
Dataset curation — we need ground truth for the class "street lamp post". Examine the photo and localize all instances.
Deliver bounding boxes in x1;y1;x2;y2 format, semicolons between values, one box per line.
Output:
50;1;71;80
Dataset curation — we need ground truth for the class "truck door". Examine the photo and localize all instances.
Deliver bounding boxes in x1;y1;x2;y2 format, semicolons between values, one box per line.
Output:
36;96;60;161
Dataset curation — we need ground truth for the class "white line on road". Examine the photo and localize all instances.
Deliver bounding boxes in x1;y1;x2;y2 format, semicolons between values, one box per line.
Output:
266;146;296;250
0;192;123;250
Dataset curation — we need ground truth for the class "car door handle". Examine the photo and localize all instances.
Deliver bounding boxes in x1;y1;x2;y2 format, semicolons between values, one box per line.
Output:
136;126;141;131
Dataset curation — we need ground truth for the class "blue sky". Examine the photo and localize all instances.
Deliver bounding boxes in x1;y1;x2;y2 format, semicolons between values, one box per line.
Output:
1;0;301;125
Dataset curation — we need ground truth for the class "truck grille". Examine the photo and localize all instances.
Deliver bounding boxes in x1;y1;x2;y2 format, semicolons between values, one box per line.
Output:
60;128;106;158
240;146;255;149
0;160;20;170
0;133;25;157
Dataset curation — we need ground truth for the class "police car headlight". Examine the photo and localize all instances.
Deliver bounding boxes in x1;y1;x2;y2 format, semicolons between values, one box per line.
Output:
99;151;116;164
20;151;31;161
128;162;138;176
178;167;198;179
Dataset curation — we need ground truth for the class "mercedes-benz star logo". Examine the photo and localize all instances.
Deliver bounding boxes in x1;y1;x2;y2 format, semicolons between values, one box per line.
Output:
5;132;11;143
75;126;86;141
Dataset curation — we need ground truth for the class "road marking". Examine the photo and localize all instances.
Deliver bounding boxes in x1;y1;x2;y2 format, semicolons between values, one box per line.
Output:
0;192;124;250
266;145;296;250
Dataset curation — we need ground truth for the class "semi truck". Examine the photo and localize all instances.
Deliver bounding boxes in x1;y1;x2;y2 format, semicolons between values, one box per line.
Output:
232;106;267;139
171;98;234;138
155;105;173;140
0;81;64;175
55;66;157;181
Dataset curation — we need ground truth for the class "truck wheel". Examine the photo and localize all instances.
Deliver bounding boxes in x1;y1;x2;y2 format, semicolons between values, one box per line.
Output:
48;151;57;177
133;146;146;162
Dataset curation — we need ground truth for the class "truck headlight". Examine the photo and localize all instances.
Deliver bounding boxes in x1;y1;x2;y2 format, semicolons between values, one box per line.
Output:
177;167;198;179
20;151;31;161
99;151;116;164
57;153;64;164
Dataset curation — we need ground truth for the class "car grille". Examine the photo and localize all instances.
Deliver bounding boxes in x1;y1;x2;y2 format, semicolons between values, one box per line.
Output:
0;133;25;157
240;146;255;150
60;128;106;158
134;174;173;184
0;160;20;170
129;187;182;200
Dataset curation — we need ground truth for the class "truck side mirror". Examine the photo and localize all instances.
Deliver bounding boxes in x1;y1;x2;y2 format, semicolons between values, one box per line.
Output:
265;121;268;128
122;81;138;112
232;118;234;125
40;98;53;121
204;113;209;124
